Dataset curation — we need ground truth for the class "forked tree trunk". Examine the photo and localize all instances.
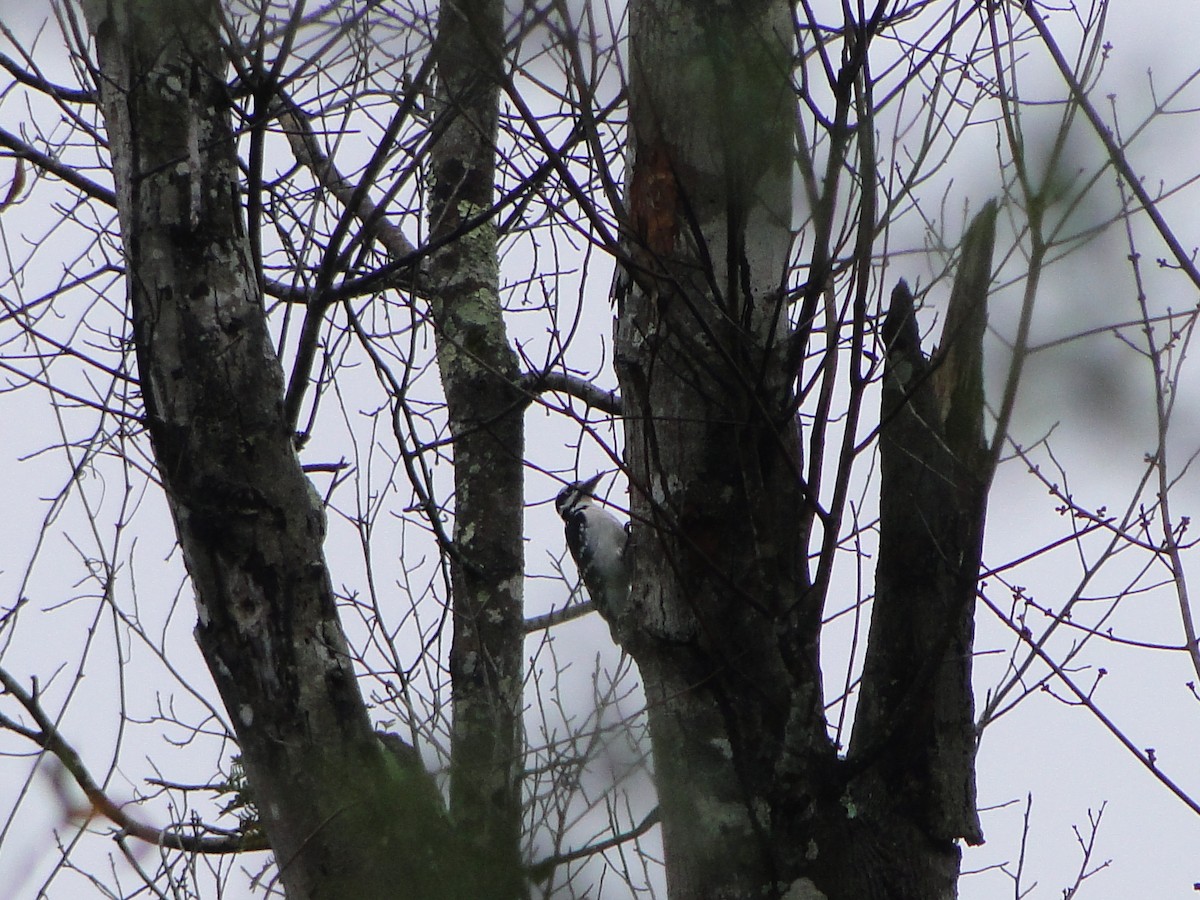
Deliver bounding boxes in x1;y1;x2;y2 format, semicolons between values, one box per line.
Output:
614;1;997;897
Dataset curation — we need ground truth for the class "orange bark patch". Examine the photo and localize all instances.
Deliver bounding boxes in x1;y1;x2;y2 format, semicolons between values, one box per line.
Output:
629;141;679;257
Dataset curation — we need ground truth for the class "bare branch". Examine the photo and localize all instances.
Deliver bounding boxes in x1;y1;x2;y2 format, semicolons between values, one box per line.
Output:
1023;2;1200;292
0;126;115;205
521;370;622;415
277;100;420;262
0;666;265;854
524;597;596;633
527;806;660;883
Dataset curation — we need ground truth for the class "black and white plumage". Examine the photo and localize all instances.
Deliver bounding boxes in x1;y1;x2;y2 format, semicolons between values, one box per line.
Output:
556;473;630;623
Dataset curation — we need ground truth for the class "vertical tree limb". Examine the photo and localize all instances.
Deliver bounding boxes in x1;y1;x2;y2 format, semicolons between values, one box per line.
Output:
616;1;816;896
428;0;526;894
848;202;998;850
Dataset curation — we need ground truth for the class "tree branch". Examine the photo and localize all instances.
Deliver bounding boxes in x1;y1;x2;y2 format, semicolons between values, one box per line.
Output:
527;806;660;883
1023;3;1200;293
520;370;623;415
276;100;420;263
524;597;596;633
977;592;1200;820
0;666;265;853
0;51;95;104
0;126;115;205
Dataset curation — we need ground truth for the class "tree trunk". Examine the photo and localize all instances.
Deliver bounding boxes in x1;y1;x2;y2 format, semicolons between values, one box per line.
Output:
82;2;464;896
615;1;997;897
616;0;821;896
428;0;526;894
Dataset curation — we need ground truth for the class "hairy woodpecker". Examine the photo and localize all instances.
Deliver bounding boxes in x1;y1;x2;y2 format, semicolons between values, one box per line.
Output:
556;473;630;623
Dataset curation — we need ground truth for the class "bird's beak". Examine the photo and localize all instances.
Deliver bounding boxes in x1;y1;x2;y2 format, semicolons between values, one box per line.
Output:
580;472;605;494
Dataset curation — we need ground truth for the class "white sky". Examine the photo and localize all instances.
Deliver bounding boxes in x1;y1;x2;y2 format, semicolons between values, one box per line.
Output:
4;1;1200;898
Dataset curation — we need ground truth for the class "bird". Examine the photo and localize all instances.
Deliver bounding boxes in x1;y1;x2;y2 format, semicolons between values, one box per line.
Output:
555;473;631;624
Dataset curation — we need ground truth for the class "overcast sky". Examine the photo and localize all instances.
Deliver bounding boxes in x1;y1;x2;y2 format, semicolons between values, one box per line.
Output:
4;2;1200;898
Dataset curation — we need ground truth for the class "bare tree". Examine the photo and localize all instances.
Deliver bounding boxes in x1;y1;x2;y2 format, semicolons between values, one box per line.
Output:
3;1;1200;898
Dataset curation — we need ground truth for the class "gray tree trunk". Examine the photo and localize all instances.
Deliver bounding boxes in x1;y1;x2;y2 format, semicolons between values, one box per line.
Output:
82;2;467;897
616;1;817;895
428;0;527;894
614;1;996;897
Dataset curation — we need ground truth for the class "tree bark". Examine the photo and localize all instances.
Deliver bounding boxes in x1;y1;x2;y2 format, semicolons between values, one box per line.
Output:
428;0;526;894
848;207;998;851
616;0;997;896
83;2;463;896
616;1;821;896
825;206;997;899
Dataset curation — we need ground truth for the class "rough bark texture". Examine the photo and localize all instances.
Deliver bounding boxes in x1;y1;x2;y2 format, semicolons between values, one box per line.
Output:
847;208;998;852
428;0;526;894
83;2;463;897
615;1;997;897
616;1;821;896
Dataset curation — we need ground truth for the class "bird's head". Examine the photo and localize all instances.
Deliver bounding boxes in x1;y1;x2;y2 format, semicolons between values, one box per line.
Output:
555;472;605;519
